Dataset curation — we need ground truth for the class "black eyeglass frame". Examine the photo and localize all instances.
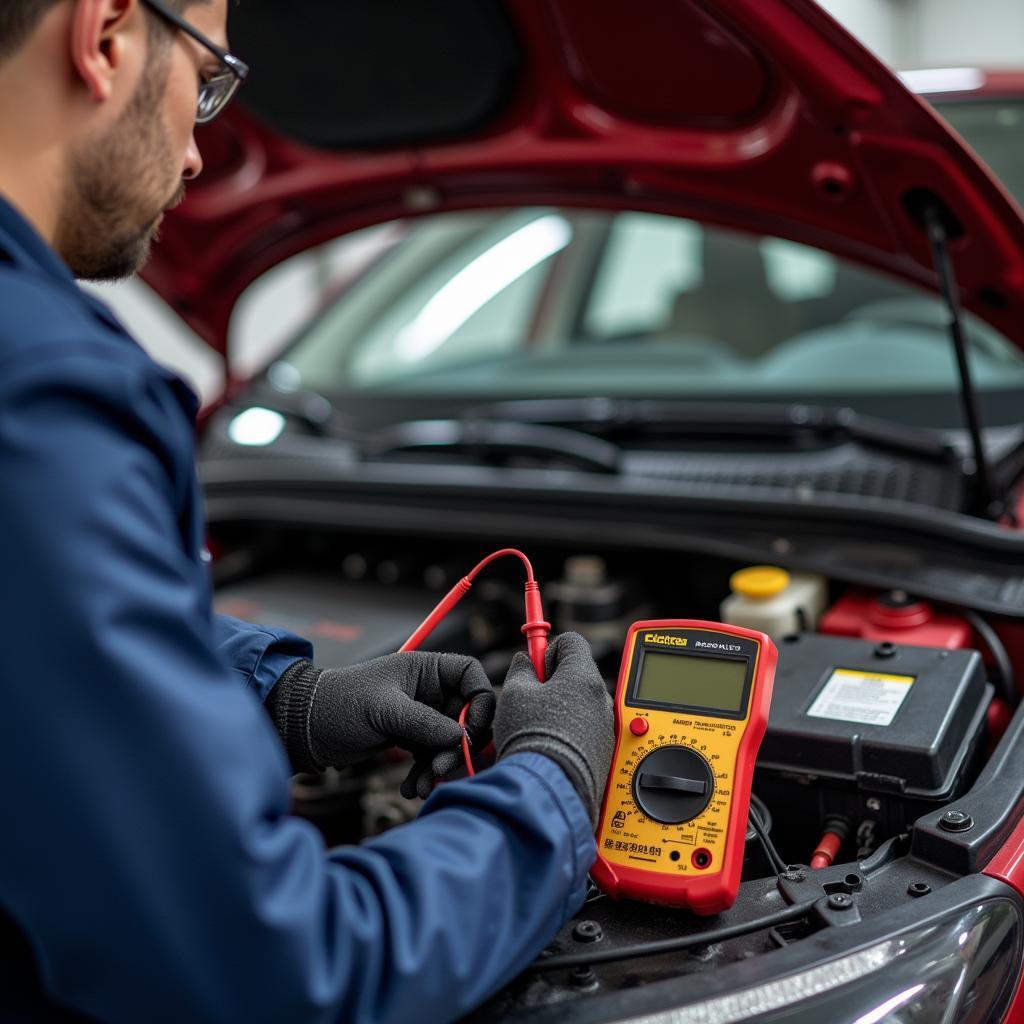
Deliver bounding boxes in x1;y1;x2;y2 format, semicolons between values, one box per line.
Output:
140;0;249;124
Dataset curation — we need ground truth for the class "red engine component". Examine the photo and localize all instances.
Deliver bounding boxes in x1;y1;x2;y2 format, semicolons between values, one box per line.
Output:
820;590;973;649
809;830;844;870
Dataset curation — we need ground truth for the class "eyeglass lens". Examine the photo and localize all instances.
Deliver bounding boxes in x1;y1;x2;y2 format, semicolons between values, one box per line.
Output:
197;73;240;124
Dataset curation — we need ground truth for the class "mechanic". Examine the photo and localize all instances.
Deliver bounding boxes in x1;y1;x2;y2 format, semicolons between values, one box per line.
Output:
0;2;615;1021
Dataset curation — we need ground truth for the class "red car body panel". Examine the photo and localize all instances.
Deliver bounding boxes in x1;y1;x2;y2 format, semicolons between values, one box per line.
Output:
985;822;1024;1021
146;0;1024;360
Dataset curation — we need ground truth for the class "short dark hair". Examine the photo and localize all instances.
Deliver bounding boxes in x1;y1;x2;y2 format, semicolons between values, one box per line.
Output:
0;0;197;64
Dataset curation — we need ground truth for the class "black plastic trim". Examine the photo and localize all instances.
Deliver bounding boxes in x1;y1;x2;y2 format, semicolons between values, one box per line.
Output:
481;875;1020;1024
200;465;1024;616
200;456;1023;552
229;0;523;151
913;694;1024;874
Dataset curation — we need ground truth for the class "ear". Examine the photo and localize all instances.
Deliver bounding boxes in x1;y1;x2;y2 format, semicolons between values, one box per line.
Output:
69;0;138;105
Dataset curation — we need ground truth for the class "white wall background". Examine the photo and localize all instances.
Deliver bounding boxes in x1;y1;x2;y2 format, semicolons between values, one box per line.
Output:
903;0;1024;67
819;0;1024;67
817;0;903;64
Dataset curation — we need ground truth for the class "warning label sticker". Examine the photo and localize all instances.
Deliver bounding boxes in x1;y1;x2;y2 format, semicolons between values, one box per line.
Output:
806;668;915;727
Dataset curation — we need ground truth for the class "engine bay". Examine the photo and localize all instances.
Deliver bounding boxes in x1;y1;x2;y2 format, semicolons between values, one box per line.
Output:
209;526;1024;1020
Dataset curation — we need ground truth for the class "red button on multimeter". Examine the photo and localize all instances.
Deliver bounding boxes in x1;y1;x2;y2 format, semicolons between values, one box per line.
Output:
592;620;777;915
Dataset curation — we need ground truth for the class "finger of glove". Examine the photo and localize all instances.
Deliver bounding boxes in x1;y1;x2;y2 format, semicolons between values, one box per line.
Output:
416;768;437;801
435;654;493;701
400;758;429;800
545;631;601;685
431;745;464;777
464;689;496;737
430;746;464;783
399;749;461;801
503;649;542;689
388;652;445;708
376;691;464;751
419;688;491;735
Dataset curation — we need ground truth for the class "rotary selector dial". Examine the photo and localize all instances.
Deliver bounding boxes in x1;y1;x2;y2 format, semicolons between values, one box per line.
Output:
632;745;715;824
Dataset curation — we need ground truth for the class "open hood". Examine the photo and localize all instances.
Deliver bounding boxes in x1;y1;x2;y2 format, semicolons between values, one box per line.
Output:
146;0;1024;359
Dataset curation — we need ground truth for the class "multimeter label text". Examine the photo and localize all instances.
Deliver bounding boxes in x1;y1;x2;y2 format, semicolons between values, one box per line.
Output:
644;633;689;647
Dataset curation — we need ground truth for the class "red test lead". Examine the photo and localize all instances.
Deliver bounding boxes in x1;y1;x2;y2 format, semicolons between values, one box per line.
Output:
400;549;550;776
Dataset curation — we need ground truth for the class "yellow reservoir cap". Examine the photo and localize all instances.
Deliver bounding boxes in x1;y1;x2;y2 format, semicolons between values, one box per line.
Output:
730;566;791;600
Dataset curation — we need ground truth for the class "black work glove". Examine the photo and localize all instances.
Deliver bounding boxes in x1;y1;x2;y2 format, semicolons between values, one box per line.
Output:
266;652;495;799
493;632;614;826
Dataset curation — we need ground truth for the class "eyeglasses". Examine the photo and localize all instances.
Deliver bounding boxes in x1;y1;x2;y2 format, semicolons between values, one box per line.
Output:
140;0;249;124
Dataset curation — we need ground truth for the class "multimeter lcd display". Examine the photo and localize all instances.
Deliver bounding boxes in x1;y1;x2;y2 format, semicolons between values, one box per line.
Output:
635;651;748;713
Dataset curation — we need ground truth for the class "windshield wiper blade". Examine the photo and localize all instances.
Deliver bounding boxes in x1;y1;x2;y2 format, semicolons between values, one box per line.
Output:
465;398;957;463
363;418;621;473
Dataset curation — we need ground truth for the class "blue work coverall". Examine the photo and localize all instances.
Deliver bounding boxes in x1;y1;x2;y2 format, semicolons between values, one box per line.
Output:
0;195;594;1023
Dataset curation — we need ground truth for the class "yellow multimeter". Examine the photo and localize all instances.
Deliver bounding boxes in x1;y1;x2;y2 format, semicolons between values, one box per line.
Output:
591;620;777;914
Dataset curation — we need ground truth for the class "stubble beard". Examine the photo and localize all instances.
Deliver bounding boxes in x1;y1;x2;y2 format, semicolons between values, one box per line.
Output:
56;58;184;282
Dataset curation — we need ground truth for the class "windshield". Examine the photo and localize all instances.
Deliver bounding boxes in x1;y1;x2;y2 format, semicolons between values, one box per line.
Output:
935;97;1024;206
277;206;1024;406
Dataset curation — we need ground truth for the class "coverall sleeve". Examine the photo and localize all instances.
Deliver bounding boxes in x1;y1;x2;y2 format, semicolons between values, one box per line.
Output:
213;612;313;701
0;349;595;1024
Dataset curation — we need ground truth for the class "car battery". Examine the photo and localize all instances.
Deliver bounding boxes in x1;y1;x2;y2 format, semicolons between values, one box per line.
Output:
755;633;991;857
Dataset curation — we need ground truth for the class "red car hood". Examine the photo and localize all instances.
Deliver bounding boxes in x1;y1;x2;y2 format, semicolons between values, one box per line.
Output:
146;0;1024;358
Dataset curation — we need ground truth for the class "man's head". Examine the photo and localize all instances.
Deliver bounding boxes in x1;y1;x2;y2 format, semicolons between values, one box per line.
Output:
0;0;234;280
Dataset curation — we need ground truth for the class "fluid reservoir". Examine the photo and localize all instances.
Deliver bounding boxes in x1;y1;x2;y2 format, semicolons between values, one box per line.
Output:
720;566;828;640
819;590;973;649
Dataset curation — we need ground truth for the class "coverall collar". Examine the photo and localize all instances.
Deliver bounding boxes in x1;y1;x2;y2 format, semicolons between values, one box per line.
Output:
0;192;147;338
0;193;80;286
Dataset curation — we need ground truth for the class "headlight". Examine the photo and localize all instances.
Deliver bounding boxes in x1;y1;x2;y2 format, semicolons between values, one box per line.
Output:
619;898;1021;1024
227;407;286;447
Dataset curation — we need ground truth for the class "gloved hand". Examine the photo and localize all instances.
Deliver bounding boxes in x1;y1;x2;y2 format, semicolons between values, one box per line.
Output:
266;652;495;799
493;632;614;826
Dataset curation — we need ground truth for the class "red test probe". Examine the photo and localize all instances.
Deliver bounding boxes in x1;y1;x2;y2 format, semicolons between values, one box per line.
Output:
400;549;550;776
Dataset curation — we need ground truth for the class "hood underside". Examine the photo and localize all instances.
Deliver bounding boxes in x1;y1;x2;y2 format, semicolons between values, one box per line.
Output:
146;0;1024;358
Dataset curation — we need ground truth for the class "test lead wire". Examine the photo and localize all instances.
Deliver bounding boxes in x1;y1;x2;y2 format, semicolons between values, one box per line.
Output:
400;548;550;776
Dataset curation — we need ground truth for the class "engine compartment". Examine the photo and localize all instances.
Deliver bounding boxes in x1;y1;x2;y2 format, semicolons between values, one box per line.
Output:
209;524;1024;1018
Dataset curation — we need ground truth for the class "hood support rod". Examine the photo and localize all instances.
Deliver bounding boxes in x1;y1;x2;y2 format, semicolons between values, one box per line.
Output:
922;204;1002;521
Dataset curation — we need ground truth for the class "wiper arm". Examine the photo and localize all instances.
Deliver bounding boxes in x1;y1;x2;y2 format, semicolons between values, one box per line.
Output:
465;398;956;463
363;419;620;474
